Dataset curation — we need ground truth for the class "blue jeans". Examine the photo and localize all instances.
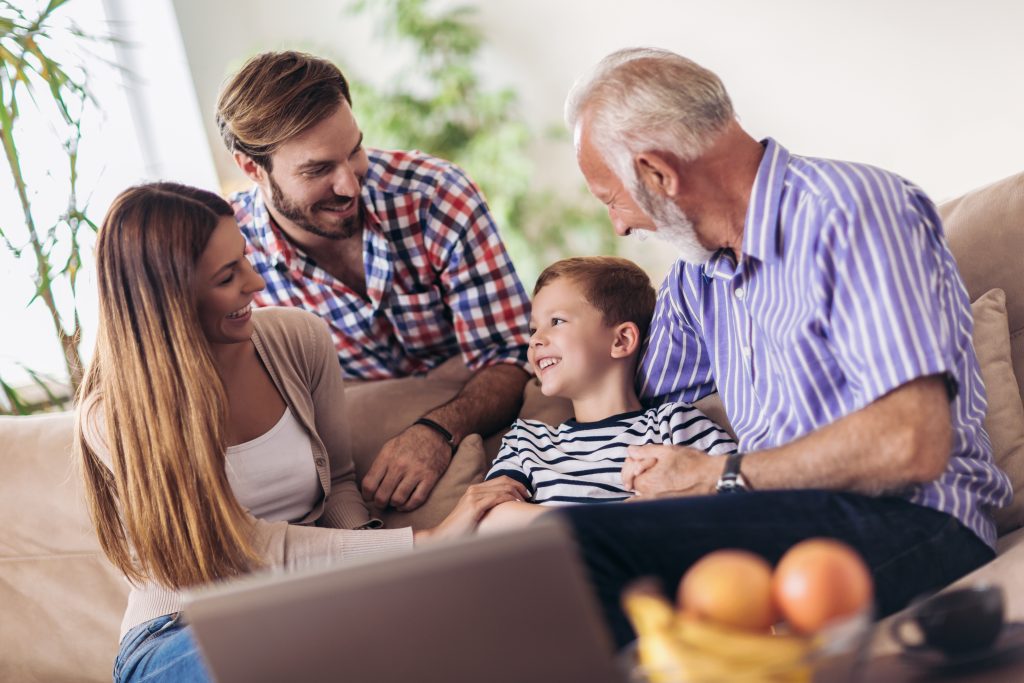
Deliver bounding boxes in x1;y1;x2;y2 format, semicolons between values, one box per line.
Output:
555;490;995;648
114;614;212;683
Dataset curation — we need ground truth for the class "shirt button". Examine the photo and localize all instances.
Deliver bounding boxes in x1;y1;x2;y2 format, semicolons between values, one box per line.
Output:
742;347;751;358
315;457;326;467
735;287;746;300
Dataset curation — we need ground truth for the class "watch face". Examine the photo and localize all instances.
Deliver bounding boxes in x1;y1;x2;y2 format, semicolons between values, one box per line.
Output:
716;476;746;494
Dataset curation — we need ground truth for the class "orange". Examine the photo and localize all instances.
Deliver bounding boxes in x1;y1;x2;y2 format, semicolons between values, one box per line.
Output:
772;538;873;634
678;549;779;631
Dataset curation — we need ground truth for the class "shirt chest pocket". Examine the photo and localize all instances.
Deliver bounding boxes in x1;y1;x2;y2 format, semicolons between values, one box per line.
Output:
387;288;455;354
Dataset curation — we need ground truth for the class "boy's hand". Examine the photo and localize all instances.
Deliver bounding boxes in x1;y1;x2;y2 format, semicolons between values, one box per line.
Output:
417;477;529;543
622;455;656;492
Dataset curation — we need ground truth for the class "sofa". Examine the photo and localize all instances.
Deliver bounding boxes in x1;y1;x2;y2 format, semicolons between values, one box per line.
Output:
1;171;1022;682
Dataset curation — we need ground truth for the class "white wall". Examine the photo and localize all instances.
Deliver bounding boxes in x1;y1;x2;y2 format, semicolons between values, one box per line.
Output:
172;0;1024;202
5;0;1021;386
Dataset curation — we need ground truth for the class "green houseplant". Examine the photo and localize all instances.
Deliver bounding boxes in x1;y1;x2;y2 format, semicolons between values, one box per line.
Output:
346;0;613;287
0;0;99;413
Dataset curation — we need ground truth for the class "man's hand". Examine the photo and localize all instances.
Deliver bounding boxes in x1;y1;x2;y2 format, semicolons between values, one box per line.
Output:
361;424;453;511
626;444;722;498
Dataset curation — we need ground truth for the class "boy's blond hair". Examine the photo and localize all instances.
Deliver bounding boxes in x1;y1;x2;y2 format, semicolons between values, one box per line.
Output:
534;256;656;341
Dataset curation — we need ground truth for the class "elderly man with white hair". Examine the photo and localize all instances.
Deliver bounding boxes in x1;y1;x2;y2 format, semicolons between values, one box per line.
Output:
554;47;1010;647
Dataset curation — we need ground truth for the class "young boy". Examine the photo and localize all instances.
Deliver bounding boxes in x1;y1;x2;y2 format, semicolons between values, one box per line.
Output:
478;257;735;532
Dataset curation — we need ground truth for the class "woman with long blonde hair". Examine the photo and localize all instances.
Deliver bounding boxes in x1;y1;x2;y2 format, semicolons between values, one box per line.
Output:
77;182;526;682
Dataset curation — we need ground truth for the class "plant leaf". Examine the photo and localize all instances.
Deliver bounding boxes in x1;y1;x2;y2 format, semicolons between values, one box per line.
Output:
0;374;31;415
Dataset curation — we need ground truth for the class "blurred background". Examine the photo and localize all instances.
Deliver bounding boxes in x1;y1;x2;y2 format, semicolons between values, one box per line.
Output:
2;0;1022;412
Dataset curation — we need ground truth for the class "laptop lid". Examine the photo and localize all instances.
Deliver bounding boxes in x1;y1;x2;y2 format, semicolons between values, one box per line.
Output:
183;519;624;683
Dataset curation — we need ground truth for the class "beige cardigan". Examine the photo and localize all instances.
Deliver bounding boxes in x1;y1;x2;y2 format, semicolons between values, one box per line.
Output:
82;307;413;639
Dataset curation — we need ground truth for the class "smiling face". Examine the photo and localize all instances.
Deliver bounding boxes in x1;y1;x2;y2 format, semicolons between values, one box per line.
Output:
195;217;266;346
576;118;715;264
528;277;623;400
259;100;369;241
576;124;654;239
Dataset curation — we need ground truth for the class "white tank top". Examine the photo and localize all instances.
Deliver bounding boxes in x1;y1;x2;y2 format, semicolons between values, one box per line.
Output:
225;409;320;523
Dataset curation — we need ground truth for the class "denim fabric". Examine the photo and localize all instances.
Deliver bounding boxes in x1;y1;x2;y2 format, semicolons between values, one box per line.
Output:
113;614;212;683
556;491;995;648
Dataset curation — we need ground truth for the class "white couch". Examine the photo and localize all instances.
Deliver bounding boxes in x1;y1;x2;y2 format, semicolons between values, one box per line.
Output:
1;171;1022;682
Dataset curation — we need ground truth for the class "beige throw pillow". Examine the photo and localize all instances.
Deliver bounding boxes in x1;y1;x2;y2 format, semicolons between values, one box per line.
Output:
971;288;1024;533
343;358;571;531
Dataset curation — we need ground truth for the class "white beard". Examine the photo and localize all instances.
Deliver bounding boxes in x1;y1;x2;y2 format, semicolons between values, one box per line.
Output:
633;182;715;264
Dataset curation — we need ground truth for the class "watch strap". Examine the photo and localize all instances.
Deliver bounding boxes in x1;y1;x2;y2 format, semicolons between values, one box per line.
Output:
716;452;750;494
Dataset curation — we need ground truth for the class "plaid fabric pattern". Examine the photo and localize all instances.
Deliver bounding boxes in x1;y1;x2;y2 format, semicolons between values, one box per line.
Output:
231;148;531;380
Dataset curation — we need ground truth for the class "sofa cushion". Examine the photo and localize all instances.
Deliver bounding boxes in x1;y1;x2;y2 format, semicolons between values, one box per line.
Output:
344;359;572;530
972;289;1024;533
940;172;1024;408
379;433;488;531
0;412;126;683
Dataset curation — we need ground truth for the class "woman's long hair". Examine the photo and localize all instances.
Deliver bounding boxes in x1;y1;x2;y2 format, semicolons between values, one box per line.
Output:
76;182;261;589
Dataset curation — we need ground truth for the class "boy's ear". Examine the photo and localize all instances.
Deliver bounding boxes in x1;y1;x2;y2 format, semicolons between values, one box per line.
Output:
233;151;267;184
610;322;641;360
635;150;680;199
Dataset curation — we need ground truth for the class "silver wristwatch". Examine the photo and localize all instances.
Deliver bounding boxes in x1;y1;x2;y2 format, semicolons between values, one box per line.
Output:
715;452;750;494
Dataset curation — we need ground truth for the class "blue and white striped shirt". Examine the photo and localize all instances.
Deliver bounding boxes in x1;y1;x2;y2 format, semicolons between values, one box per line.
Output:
638;138;1011;548
486;403;736;505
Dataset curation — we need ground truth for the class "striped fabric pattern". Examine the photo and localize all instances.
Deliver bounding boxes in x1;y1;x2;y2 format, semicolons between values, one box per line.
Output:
486;403;736;505
638;138;1012;547
231;149;532;380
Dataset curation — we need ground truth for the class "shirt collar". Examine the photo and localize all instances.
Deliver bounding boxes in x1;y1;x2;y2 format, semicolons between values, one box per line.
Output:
740;137;790;266
701;249;737;281
250;186;302;272
688;138;790;282
251;184;395;310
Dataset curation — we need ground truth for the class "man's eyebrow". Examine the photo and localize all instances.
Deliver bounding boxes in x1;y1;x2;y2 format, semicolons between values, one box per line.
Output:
350;132;364;156
295;133;363;170
297;158;331;171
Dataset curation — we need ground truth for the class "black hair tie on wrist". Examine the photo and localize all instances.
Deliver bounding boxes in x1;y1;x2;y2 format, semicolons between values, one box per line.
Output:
413;417;457;457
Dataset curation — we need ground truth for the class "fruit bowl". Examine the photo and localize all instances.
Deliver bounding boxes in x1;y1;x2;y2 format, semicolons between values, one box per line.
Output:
620;607;874;683
622;541;877;682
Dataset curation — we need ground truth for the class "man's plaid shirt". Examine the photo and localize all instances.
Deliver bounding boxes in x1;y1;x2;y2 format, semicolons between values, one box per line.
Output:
231;148;532;381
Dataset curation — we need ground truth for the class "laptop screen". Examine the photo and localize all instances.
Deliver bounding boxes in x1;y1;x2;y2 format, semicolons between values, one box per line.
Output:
184;518;625;683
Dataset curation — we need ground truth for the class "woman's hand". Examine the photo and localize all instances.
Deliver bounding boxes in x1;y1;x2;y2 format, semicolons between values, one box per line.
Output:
415;476;529;545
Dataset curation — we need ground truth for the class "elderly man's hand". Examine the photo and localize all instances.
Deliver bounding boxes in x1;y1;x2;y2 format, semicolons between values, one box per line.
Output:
625;444;722;498
361;424;453;511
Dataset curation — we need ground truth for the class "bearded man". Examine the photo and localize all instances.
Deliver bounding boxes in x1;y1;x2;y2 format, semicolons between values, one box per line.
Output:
216;51;534;514
557;47;1010;647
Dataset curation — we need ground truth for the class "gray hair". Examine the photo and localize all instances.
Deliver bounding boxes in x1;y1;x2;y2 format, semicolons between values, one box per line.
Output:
565;48;735;187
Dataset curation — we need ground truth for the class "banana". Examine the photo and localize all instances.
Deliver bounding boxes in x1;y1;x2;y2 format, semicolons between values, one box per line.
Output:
623;584;815;682
622;584;687;681
621;583;677;635
674;614;813;668
636;630;691;683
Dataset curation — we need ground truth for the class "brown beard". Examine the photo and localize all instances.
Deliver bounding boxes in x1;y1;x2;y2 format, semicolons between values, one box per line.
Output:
267;172;363;240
